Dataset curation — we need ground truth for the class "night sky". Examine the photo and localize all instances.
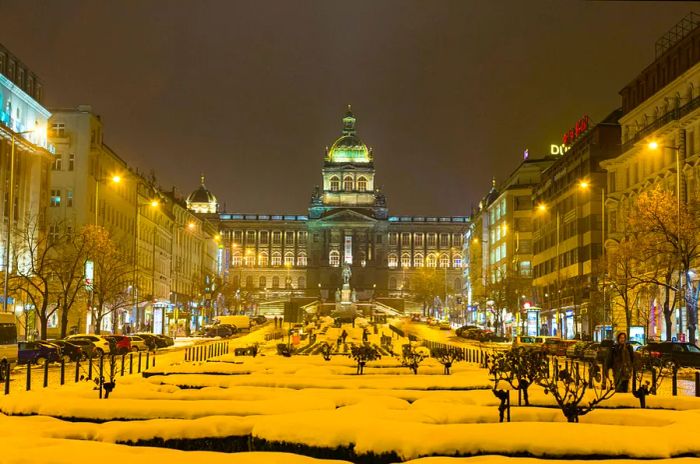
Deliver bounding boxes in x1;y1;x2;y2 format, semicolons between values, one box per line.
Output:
0;1;695;216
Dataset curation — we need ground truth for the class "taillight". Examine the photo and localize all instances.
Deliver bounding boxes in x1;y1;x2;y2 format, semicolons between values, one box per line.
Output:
650;351;661;358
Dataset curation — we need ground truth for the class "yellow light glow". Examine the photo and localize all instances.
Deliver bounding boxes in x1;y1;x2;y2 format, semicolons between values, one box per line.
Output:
111;175;122;184
188;222;195;230
215;234;221;241
578;181;589;189
537;203;547;213
648;140;659;150
150;200;159;207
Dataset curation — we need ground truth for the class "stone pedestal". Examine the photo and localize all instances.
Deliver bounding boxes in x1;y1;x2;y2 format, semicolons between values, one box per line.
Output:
341;284;352;305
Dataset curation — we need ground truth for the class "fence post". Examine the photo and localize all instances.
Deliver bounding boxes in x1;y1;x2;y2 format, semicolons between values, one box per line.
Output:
185;348;189;362
152;352;156;367
145;351;150;370
26;361;31;391
88;354;93;380
43;360;49;388
98;356;104;399
672;368;678;396
138;352;142;373
129;353;133;374
121;354;125;376
4;362;10;394
60;359;65;385
553;358;559;381
75;359;80;383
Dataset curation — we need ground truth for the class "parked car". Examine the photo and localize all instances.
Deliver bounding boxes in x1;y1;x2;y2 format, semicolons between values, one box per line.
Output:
60;338;96;359
65;334;112;355
127;336;148;352
18;341;60;365
566;341;594;359
47;340;84;362
512;336;538;350
103;335;132;355
543;338;576;356
455;325;478;338
637;342;700;369
438;321;452;330
251;315;267;326
202;325;234;338
155;334;175;347
133;333;158;350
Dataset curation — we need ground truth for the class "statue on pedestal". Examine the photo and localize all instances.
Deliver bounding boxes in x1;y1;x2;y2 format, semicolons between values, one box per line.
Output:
342;263;352;286
335;288;341;302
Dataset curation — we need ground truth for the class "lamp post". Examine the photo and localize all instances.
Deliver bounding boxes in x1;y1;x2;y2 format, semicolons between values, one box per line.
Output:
3;128;36;313
648;140;684;339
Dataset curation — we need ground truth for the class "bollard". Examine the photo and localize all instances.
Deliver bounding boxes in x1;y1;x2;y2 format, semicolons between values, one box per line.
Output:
26;361;31;391
4;362;9;394
553;358;559;382
75;359;80;383
138;352;142;373
695;372;700;397
152;353;156;367
129;353;133;374
43;360;49;388
98;356;104;399
185;348;189;362
146;351;150;370
672;368;678;396
60;359;65;385
121;355;125;376
88;354;93;380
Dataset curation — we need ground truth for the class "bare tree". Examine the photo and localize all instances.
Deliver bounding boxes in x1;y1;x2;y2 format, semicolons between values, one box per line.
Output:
605;239;644;337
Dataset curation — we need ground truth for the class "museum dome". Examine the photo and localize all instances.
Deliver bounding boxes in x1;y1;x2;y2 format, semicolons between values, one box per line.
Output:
326;106;372;164
186;175;218;214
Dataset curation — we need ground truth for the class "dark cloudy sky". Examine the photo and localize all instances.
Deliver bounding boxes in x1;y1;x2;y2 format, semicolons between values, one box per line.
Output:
0;1;695;215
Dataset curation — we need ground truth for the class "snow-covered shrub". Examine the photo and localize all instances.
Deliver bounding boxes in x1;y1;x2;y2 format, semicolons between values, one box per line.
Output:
487;347;548;405
401;344;428;374
430;347;463;375
350;345;381;374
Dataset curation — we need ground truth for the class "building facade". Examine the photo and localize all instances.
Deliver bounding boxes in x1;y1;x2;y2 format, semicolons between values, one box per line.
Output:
199;109;468;314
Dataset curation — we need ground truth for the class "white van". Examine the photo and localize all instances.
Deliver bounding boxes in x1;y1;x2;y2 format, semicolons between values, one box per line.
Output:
0;313;18;374
215;315;252;331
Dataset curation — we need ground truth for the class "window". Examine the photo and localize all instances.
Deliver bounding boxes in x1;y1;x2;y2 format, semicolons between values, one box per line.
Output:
246;230;256;244
297;252;307;267
271;251;282;266
343;176;353;191
50;189;61;207
272;231;282;245
519;261;532;277
401;253;411;268
66;190;73;207
284;252;294;266
439;254;449;268
298;231;307;243
453;233;462;246
401;232;411;247
440;233;449;247
414;253;424;267
453;254;462;268
388;233;398;246
427;254;437;268
285;231;294;245
258;252;269;266
232;252;242;267
414;233;423;247
68;154;75;171
357;176;367;192
272;276;280;289
51;123;65;137
259;276;267;288
48;224;59;243
329;250;340;267
427;233;436;247
244;252;255;266
259;231;269;244
376;234;383;244
233;230;243;244
387;253;398;268
330;176;340;191
52;154;62;171
298;276;306;289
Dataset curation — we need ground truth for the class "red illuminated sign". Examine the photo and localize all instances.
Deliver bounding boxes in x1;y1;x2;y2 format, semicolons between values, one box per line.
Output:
562;115;590;146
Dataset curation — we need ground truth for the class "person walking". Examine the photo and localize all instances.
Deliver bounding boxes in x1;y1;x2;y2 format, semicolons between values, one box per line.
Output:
341;329;348;344
607;332;635;392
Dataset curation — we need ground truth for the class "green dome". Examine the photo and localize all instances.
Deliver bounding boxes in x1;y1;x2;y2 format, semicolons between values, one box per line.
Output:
326;106;372;164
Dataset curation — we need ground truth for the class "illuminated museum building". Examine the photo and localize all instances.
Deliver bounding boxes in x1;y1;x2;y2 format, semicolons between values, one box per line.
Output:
189;109;468;301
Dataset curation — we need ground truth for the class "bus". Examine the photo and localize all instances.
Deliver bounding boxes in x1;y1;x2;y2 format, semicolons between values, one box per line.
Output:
0;312;18;378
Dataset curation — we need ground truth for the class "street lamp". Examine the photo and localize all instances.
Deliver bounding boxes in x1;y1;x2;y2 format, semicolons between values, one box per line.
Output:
3;127;38;314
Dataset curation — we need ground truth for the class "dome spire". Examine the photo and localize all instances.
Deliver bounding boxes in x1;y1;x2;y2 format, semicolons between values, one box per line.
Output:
342;104;356;136
200;173;205;186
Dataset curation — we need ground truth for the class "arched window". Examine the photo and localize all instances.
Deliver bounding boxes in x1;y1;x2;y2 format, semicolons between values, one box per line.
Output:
357;176;367;192
330;176;340;192
387;253;398;268
414;253;424;267
389;277;397;290
232;252;242;267
427;254;437;268
271;251;282;266
298;276;306;289
453;254;462;268
439;254;449;268
259;276;266;288
244;252;255;266
401;253;411;268
343;176;353;191
258;251;269;267
297;252;307;267
284;252;295;266
329;250;340;267
272;276;279;288
245;276;253;288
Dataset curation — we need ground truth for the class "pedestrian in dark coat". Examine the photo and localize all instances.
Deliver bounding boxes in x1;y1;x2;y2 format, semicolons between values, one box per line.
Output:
341;329;348;344
607;332;635;392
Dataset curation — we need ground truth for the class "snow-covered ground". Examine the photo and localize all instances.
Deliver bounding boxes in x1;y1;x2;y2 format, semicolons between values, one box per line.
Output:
2;319;700;463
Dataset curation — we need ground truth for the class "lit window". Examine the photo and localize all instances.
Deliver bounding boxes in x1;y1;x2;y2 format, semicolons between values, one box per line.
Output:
48;224;59;243
440;233;449;247
427;233;436;247
50;189;61;207
329;250;340;267
285;231;294;244
231;252;242;267
259;231;269;244
401;233;411;247
357;176;367;192
439;254;449;268
401;253;411;268
427;254;437;268
414;253;424;267
343;176;353;191
272;231;282;245
387;254;398;268
246;230;256;244
258;252;269;266
284;252;294;266
51;123;65;137
52;154;62;171
297;252;307;267
453;255;462;268
271;251;282;266
414;233;423;247
330;176;340;192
